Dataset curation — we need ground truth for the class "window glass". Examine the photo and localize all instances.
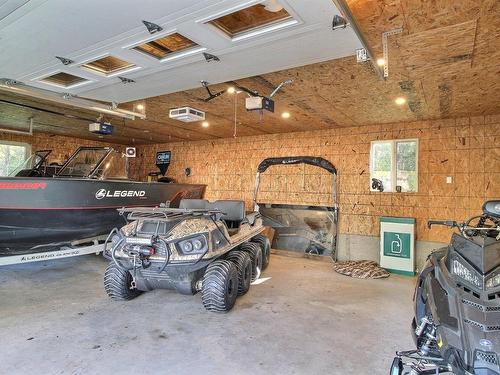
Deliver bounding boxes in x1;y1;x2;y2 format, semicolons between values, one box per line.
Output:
371;141;393;192
396;141;417;192
0;142;31;176
370;139;418;192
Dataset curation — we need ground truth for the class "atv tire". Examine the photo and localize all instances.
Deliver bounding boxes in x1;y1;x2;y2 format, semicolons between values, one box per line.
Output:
201;260;239;312
240;242;262;282
252;234;271;271
226;250;252;296
104;262;141;301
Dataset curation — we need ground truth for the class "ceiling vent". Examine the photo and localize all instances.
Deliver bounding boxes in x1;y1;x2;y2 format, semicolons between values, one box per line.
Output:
169;107;205;122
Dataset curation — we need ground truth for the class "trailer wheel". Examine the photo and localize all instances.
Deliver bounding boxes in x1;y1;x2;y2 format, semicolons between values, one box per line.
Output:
104;262;141;301
201;260;239;312
252;234;271;270
240;242;262;282
226;250;252;296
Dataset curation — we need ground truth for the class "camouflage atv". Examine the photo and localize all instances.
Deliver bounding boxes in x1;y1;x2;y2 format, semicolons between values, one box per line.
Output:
102;199;270;312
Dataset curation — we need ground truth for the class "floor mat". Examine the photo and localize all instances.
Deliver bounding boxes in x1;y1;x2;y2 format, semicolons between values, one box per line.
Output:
332;260;390;279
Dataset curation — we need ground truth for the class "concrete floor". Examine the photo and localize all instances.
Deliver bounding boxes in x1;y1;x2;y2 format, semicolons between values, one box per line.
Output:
0;254;415;375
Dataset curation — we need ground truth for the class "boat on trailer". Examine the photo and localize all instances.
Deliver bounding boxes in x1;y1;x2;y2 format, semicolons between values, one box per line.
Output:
0;146;205;263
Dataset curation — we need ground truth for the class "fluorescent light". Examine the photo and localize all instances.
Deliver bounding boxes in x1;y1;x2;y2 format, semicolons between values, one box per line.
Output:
160;47;206;63
98;107;146;120
281;112;290;119
376;58;385;66
105;65;141;78
232;19;299;42
202;121;209;128
195;1;258;23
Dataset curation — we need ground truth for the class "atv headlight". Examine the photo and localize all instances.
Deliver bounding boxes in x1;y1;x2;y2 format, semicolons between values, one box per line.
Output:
176;235;208;255
486;268;500;290
182;241;193;253
451;258;483;289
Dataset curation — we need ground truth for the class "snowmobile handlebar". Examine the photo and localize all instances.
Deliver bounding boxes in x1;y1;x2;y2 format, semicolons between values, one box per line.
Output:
428;214;500;240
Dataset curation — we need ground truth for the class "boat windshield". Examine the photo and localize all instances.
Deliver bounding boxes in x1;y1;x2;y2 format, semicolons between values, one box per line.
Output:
57;147;129;179
93;151;129;180
8;150;52;176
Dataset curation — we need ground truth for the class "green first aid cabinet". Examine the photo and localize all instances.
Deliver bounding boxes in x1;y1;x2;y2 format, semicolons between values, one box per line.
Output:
380;216;416;276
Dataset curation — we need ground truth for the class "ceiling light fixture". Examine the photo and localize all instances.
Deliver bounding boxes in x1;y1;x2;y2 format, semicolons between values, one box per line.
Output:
376;58;385;66
118;76;135;84
203;52;220;62
227;87;236;94
136;104;145;111
55;56;74;66
202;121;209;128
160;47;206;63
332;15;348;30
263;0;284;12
142;20;163;34
231;19;298;42
395;97;406;105
281;112;290;119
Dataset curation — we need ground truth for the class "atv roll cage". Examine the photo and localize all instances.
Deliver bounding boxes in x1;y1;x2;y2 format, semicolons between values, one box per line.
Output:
253;156;339;261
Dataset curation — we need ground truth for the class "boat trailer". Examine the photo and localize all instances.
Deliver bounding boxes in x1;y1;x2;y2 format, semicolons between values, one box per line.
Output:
0;236;106;266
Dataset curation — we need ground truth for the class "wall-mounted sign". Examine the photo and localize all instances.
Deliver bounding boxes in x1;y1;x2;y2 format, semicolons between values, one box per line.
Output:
156;151;171;176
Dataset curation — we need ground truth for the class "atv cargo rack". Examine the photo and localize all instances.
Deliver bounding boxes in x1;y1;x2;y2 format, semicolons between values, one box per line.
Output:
118;207;224;222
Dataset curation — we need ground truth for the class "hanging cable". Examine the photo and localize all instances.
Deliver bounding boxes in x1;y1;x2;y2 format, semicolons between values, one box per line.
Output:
233;91;238;138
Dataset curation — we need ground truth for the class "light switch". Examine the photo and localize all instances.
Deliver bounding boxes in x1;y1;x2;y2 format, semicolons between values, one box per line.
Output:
446;176;453;184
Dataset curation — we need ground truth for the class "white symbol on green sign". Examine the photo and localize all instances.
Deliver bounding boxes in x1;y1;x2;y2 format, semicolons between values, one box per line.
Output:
384;232;410;258
391;234;402;254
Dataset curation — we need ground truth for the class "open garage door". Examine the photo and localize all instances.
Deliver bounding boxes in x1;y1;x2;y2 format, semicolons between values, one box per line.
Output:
253;157;338;260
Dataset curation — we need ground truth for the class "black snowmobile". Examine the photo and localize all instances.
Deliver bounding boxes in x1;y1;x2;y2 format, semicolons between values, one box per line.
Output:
391;201;500;375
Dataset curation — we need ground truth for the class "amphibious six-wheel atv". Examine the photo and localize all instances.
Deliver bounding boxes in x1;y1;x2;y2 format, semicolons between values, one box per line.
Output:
102;199;270;312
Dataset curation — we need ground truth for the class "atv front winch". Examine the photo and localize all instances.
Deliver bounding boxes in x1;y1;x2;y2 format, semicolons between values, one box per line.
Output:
102;199;270;312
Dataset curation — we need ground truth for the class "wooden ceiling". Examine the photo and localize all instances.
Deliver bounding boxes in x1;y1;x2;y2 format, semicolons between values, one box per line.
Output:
0;0;498;144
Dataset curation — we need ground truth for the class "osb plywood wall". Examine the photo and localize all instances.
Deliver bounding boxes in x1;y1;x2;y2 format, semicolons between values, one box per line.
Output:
131;115;500;243
0;131;117;165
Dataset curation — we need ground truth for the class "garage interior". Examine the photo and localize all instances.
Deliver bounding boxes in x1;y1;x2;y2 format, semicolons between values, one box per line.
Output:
0;0;499;374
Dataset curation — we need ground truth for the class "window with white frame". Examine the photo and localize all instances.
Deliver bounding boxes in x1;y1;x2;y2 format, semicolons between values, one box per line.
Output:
0;141;31;177
370;139;418;192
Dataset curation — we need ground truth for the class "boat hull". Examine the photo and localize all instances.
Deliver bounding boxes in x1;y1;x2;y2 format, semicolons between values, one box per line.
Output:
0;178;205;255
